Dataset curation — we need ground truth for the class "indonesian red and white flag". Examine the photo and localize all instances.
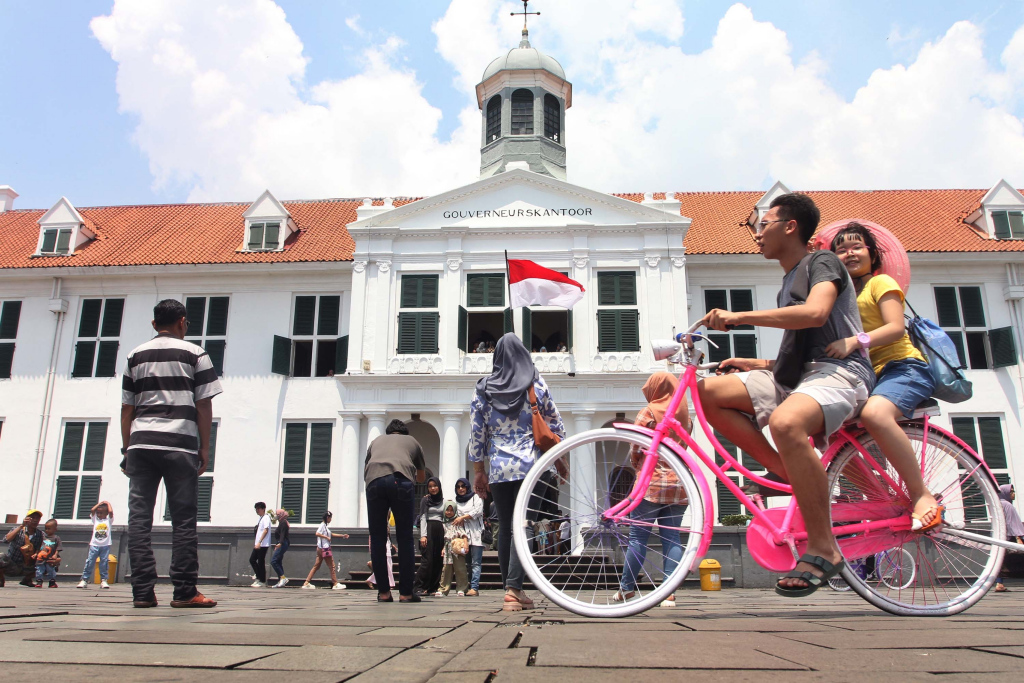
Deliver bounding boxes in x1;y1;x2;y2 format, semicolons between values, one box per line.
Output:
507;259;585;309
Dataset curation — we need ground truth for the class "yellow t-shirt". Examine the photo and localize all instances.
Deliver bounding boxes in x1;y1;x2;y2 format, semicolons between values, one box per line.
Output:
857;274;925;375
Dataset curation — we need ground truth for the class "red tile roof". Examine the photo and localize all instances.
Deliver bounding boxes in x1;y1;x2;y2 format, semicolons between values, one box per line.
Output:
0;188;1018;270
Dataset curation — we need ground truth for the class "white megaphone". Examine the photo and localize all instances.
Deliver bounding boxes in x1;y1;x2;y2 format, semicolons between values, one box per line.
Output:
651;339;682;361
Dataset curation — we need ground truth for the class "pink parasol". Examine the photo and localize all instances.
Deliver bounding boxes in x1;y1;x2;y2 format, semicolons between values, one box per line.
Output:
812;218;912;294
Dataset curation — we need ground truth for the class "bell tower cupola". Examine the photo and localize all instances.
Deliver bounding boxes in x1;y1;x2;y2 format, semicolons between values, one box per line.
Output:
475;1;572;180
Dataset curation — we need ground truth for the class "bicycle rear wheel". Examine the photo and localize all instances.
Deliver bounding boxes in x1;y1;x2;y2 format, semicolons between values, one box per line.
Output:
512;428;705;618
826;424;1005;616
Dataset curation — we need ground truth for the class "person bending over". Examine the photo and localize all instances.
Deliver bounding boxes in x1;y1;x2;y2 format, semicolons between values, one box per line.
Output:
697;192;874;597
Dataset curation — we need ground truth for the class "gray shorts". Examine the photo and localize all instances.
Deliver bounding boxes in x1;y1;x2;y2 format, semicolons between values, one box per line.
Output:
736;362;869;442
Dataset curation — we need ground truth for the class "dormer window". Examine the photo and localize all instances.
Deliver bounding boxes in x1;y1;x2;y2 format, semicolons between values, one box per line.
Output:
41;228;74;255
973;180;1024;240
242;190;295;253
992;210;1024;240
247;222;282;251
35;197;92;257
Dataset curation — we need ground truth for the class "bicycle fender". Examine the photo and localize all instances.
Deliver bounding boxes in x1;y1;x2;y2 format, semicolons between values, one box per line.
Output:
613;422;715;557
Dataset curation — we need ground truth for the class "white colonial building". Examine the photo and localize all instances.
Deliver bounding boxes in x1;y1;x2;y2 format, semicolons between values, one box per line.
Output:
1;28;1024;538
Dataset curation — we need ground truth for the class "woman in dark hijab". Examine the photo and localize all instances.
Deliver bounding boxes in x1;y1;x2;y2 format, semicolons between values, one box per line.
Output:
468;333;565;611
452;477;484;596
414;477;445;596
995;484;1024;592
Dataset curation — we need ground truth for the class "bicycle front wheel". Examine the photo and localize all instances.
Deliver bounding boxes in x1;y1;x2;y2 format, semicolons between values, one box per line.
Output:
827;424;1005;616
512;428;705;618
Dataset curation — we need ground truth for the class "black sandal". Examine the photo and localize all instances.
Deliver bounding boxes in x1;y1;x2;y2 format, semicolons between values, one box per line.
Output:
775;554;845;598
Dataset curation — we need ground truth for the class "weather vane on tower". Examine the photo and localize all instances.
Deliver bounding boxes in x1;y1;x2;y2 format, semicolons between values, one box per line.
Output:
511;0;540;35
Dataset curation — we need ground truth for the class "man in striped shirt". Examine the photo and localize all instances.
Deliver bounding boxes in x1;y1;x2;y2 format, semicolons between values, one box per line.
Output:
121;299;222;608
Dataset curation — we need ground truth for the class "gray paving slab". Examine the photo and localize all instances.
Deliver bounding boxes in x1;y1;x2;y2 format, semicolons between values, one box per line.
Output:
0;663;351;682
238;644;403;672
492;670;941;682
204;616;467;628
416;621;498;652
438;648;531;672
362;626;452;637
347;649;456;683
23;627;433;649
0;640;283;667
467;625;523;650
777;627;1024;649
973;645;1024;658
426;673;492;683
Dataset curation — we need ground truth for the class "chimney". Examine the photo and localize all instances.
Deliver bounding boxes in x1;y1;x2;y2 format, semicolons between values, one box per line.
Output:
0;186;17;213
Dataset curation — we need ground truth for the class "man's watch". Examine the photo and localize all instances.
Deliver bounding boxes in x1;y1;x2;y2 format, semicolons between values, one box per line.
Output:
857;332;871;350
120;447;128;454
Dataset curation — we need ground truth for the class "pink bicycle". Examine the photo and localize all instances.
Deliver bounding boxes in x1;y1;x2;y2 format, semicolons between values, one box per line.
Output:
513;321;1019;617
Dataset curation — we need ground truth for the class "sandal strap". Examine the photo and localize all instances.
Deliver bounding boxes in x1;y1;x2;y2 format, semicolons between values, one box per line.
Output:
796;553;839;574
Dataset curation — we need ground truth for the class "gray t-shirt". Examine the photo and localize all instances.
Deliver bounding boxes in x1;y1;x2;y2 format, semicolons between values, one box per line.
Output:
777;251;875;388
364;434;426;485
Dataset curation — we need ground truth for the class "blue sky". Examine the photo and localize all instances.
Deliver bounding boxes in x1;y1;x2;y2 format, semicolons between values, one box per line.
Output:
2;1;1024;209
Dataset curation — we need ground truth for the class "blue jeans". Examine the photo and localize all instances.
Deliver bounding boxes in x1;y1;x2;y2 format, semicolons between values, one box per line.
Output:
36;563;57;582
81;544;111;582
271;539;290;578
468;544;484;590
620;500;687;592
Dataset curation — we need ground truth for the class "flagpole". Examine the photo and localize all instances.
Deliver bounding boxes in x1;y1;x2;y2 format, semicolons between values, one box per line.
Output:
505;250;513;308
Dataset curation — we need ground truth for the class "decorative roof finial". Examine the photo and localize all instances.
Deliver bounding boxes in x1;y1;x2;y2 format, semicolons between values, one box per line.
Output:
510;0;539;48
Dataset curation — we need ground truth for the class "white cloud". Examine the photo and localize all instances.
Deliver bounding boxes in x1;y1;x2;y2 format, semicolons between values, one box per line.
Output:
92;0;1024;202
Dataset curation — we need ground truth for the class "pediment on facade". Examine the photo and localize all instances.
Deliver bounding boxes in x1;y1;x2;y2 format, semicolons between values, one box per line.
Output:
980;179;1024;208
347;169;689;233
243;189;291;219
39;197;84;226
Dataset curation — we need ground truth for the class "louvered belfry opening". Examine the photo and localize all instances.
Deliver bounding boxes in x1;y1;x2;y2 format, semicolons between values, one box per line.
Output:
543;94;560;141
486;95;502;142
510;89;534;135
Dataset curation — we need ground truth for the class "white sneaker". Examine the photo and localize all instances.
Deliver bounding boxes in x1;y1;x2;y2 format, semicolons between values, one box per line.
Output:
433;591;443;597
660;598;676;608
76;580;88;589
457;591;465;597
251;581;266;588
100;580;110;589
273;577;289;588
301;582;316;590
332;583;347;590
611;590;635;603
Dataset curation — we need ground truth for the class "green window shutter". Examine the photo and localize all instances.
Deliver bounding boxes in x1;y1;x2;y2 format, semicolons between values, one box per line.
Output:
206;297;230;336
94;341;119;377
730;290;755;330
733;334;757;359
707;333;731;363
82;422;107;471
522;307;532;348
76;476;102;519
713;429;737;466
272;335;291;375
72;341;96;377
597;310;618;352
41;229;58;253
0;343;13;379
933;287;961;328
620;310;640;351
993;211;1012;239
335;335;348;374
1010;211;1024;239
197;478;214;523
264;223;280;250
0;301;22;339
207;422;218;472
401;276;421;308
566;309;573;352
503;308;513;335
308;423;332;474
56;229;72;254
184;298;206;339
248;223;265;250
716;478;742;520
990;327;1017;368
283;423;308;474
965;331;989;370
79;299;102;337
317;296;340;336
204;340;226;376
977;416;1007;469
950;417;978;453
467;274;504;307
293;296;316;336
397;313;418;354
420;275;439;307
100;299;124;338
457;307;468;352
958;287;986;328
53;476;77;519
421;312;440;353
598;272;637;306
305;479;330;524
280;478;304;523
60;422;86;471
946;330;967;368
704;289;728;312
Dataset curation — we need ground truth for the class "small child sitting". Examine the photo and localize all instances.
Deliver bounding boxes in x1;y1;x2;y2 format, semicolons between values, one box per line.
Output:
438;501;469;596
35;519;62;588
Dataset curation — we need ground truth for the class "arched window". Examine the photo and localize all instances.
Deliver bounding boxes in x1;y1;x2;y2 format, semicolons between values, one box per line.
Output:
485;95;502;142
511;89;534;135
544;94;560;141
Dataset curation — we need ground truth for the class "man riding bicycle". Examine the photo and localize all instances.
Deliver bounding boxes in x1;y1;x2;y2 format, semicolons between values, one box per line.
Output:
697;192;875;597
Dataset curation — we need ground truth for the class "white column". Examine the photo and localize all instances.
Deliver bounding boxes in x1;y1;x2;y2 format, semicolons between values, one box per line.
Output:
570;410;596;555
337;411;363;528
440;409;465;498
361;410;388;527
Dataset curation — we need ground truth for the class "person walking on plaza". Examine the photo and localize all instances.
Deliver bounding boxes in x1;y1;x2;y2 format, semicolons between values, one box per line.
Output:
122;298;222;608
452;477;484;596
438;501;470;596
414;477;445;596
250;502;271;587
365;418;425;603
995;484;1024;592
302;511;349;590
470;333;566;611
270;509;291;588
0;510;43;588
77;500;114;589
35;519;62;588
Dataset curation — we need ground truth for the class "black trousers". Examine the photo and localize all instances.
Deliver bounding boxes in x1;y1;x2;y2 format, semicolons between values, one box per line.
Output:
414;519;444;594
490;479;526;590
366;472;417;596
250;547;269;583
127;448;199;601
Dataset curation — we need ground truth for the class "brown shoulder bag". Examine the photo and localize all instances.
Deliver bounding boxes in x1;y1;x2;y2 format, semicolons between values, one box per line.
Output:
528;384;560;453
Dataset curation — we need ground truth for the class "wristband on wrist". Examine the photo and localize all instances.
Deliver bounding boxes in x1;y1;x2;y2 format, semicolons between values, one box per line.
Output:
857;332;871;350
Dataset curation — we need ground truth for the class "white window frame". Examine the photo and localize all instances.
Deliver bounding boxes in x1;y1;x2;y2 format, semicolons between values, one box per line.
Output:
465;272;507;354
595;269;640;354
934;285;991;370
36;225;78;256
183;295;230;376
245;220;285;252
52;419;109;521
72;297;125;378
702;288;759;362
290;294;342;377
278;420;334;526
396;273;441;356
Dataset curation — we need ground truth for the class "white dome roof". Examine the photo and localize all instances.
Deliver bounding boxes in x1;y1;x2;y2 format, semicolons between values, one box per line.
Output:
481;34;566;82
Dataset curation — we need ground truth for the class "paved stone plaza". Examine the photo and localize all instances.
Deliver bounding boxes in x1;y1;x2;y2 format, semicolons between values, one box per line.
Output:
2;584;1024;681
